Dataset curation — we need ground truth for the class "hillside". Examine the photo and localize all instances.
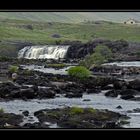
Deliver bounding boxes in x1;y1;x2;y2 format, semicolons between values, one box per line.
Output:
1;18;140;57
0;12;140;23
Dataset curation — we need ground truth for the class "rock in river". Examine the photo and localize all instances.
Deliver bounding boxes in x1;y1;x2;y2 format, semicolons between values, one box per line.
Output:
34;107;129;128
65;92;83;98
105;90;120;98
120;95;135;100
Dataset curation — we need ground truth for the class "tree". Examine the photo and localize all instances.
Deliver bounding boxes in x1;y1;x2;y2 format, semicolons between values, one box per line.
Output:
80;45;112;69
80;53;105;69
94;45;112;60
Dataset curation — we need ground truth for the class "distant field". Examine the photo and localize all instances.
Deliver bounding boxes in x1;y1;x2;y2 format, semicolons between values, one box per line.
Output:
1;19;140;56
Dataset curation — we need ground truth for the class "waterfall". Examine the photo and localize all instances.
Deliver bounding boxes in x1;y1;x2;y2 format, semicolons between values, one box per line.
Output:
18;45;70;59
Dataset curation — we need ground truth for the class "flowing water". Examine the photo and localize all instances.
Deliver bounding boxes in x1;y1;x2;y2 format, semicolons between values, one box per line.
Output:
18;45;70;59
1;59;140;128
0;91;140;128
102;61;140;67
21;65;75;75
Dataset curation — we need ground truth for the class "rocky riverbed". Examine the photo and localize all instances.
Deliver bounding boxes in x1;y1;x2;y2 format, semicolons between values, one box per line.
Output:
1;59;140;128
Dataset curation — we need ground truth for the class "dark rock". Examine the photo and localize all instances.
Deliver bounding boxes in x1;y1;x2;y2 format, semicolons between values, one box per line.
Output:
23;122;49;128
120;95;135;100
0;82;20;98
105;90;120;97
103;121;116;128
127;108;140;113
86;89;101;94
119;120;130;125
66;39;128;59
65;92;83;98
133;108;140;113
22;111;29;116
119;89;140;96
37;88;56;99
20;88;37;99
102;85;114;90
51;34;61;38
32;85;38;92
34;107;126;128
130;97;140;101
128;80;140;90
116;105;122;109
83;99;91;102
113;80;127;90
0;112;23;128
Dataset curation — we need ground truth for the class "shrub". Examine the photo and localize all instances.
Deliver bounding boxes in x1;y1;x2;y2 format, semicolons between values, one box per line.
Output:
8;65;19;73
68;66;91;80
70;107;84;115
0;108;4;113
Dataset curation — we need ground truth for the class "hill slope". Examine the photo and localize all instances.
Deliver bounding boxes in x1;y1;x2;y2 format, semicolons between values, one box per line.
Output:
1;19;140;57
0;12;140;23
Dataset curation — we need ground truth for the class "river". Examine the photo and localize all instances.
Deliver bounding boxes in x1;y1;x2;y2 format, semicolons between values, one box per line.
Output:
1;61;140;128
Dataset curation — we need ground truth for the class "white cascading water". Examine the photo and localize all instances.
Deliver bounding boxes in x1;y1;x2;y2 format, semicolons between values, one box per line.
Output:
18;45;70;59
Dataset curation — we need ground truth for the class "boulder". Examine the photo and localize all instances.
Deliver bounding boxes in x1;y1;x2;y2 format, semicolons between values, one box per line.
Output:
128;79;140;90
37;88;56;99
23;122;49;128
0;112;23;128
86;89;101;94
83;99;91;102
116;105;122;109
20;88;37;99
130;97;140;101
22;111;29;116
120;95;135;100
119;89;140;96
0;82;20;98
113;80;127;90
65;92;83;98
105;90;120;97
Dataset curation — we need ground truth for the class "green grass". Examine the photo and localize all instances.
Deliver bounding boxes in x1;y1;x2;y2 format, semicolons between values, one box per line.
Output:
47;63;66;68
1;19;140;56
8;65;19;73
1;19;140;44
70;107;84;115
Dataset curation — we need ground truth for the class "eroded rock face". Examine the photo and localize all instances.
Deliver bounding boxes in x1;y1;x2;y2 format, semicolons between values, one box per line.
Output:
34;107;129;128
66;39;129;59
